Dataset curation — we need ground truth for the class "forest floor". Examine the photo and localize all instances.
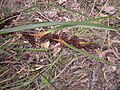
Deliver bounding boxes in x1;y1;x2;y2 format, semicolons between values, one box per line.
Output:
0;0;120;90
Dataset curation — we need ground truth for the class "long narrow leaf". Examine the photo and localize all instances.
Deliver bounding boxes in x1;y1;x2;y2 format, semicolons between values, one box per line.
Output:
74;23;120;31
54;5;90;18
0;48;19;60
0;36;15;43
13;48;48;52
64;41;120;67
0;17;119;34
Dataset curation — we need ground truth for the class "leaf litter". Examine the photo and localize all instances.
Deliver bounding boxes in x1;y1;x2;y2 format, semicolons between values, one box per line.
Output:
0;0;120;90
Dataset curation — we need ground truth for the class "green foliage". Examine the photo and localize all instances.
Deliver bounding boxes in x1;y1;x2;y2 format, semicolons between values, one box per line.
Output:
0;16;119;34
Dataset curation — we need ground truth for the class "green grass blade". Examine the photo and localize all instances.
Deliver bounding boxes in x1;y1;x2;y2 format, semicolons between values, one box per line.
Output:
0;48;14;57
0;48;19;60
46;25;73;34
0;17;119;34
64;42;120;67
13;48;48;52
82;16;116;23
0;22;62;34
54;5;90;18
40;74;58;90
0;15;18;25
74;23;120;31
46;23;119;35
0;36;15;43
0;73;39;89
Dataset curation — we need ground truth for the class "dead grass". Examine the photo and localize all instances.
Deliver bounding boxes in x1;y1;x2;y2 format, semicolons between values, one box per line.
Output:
0;0;120;90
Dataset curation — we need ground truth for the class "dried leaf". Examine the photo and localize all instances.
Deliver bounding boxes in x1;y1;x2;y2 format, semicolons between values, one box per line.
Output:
99;13;108;17
41;41;50;48
53;47;61;56
29;64;44;71
58;0;67;5
31;32;46;37
53;39;66;45
103;6;116;15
